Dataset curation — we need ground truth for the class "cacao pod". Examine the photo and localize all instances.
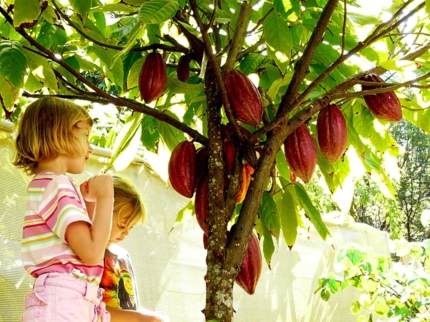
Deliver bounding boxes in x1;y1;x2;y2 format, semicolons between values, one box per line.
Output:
168;141;196;198
195;146;209;190
139;52;167;103
221;122;253;140
236;163;255;204
223;138;236;175
177;55;190;82
223;70;263;127
284;124;317;183
195;176;209;235
361;74;402;122
235;231;262;295
317;103;347;163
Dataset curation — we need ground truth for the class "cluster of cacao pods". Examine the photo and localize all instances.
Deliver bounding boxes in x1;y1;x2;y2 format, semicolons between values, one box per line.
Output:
284;103;348;182
360;74;402;122
223;70;263;127
139;52;167;103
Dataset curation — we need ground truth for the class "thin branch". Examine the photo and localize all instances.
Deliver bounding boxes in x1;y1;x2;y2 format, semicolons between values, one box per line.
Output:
0;6;208;145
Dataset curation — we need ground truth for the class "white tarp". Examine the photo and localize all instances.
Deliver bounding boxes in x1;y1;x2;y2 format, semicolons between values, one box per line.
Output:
0;121;391;322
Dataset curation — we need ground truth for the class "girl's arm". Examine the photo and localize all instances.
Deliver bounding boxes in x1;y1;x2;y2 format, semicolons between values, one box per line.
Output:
66;175;114;265
106;307;164;322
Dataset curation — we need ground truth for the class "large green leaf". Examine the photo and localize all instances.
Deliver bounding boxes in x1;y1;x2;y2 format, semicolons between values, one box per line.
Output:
0;74;14;111
106;113;143;172
239;53;265;75
141;115;160;151
127;57;145;90
138;0;179;24
275;181;299;248
0;40;26;90
70;0;91;22
24;50;58;92
157;110;186;151
260;191;280;240
263;12;293;56
295;183;330;240
13;0;41;28
166;77;204;94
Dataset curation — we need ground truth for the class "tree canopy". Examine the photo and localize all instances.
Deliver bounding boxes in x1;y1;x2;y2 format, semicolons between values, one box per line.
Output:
1;0;430;320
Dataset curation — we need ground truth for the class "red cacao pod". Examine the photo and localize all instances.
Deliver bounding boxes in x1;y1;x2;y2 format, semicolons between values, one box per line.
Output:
284;124;317;183
317;104;347;163
361;74;402;122
139;52;167;103
221;122;253;140
177;55;190;82
223;138;236;175
235;231;262;295
195;176;209;235
223;70;263;126
168;141;196;198
195;146;209;190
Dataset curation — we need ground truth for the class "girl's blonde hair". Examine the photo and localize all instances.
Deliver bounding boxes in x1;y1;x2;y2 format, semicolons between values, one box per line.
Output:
12;96;93;175
113;175;147;227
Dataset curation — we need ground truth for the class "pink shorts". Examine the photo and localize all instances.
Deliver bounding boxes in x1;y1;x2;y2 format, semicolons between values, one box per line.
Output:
21;273;110;322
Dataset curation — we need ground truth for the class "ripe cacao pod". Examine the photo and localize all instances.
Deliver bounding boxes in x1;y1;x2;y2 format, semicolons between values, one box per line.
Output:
361;74;402;122
317;104;347;164
236;163;254;204
284;124;317;183
139;52;167;103
195;146;209;190
221;122;253;141
195;176;209;235
177;55;190;82
168;141;196;198
235;231;262;295
223;70;263;127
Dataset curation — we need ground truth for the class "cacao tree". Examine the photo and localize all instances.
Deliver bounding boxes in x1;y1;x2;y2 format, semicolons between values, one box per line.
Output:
1;0;430;321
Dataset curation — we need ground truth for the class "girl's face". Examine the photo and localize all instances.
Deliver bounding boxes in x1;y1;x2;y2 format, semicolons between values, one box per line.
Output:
68;121;93;174
109;207;134;244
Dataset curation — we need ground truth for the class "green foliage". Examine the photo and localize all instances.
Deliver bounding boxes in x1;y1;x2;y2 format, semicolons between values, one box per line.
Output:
318;238;430;321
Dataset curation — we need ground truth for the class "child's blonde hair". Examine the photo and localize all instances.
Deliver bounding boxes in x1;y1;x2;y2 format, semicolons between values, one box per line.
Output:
113;174;147;227
13;96;93;175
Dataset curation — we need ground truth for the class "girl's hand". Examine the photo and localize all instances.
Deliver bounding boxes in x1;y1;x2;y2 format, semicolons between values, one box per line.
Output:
80;175;113;202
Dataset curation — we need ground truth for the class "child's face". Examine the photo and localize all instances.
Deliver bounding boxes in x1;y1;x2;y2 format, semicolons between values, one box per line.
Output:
109;208;134;244
68;121;93;174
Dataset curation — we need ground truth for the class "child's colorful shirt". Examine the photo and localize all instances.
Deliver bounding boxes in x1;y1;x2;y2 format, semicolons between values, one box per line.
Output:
21;172;103;284
100;244;140;310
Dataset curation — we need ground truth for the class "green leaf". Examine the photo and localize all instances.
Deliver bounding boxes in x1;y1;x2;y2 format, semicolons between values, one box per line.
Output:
267;73;293;100
0;40;27;90
91;4;137;13
261;222;275;268
106;113;143;172
141;115;160;151
263;12;292;71
139;0;179;24
157;111;186;151
127;57;145;90
276;182;298;247
13;0;41;28
166;77;204;94
0;74;14;111
174;199;195;223
260;191;280;240
275;149;290;180
239;53;265;75
70;0;91;22
24;49;58;92
295;183;330;240
347;248;363;265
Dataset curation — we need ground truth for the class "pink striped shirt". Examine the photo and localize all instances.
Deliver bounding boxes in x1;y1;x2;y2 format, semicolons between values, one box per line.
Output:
21;172;104;284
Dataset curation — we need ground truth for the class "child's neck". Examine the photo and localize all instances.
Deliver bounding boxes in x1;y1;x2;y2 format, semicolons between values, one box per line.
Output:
36;156;68;175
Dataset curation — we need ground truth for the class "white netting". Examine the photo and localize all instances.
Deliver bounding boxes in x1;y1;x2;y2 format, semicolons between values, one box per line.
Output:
0;121;390;322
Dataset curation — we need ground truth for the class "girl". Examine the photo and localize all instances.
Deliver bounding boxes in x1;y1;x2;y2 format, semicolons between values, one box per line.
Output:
13;96;113;322
100;175;164;322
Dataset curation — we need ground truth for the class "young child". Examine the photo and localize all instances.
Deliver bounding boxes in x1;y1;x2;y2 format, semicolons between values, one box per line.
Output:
100;175;165;322
13;96;113;322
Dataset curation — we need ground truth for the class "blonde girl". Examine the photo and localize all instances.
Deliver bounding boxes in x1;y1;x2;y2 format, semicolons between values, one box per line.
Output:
101;175;164;322
13;96;113;322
